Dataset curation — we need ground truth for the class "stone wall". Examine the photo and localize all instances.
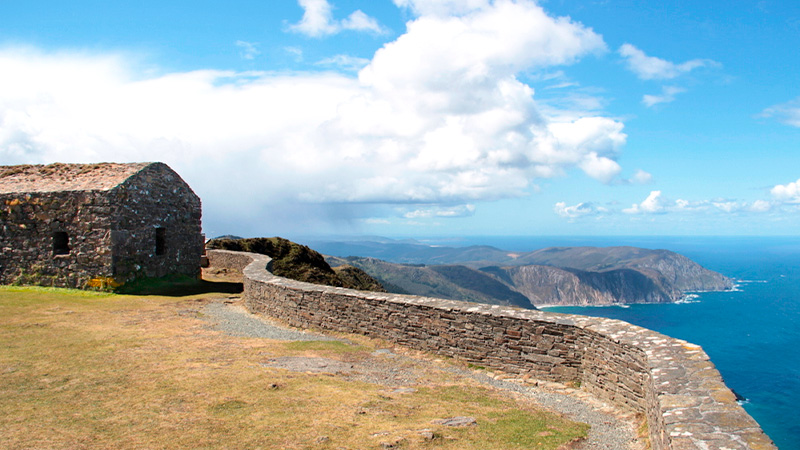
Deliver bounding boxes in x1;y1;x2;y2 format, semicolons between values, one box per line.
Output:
0;191;116;287
109;162;203;281
207;249;776;450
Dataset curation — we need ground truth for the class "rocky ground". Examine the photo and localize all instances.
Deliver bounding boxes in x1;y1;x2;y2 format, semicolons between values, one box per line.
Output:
201;297;645;450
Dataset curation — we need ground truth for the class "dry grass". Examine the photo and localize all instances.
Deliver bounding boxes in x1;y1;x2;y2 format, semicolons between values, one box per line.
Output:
0;285;588;450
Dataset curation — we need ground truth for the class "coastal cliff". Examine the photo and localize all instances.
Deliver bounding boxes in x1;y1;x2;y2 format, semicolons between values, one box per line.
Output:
327;246;733;307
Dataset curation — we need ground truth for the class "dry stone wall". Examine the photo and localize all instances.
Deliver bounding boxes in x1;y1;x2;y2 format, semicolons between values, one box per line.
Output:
207;249;776;450
0;191;115;287
109;163;203;281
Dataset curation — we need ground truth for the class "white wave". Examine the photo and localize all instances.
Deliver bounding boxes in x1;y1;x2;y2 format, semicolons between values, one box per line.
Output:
675;294;701;304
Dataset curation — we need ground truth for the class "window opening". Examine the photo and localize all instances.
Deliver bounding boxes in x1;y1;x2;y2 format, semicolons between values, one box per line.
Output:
53;231;70;255
155;227;166;256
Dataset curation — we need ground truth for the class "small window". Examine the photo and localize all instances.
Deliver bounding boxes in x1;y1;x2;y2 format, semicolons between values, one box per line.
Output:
155;227;166;256
53;231;70;255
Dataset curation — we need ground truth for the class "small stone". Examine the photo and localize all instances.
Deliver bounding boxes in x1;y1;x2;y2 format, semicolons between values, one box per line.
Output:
432;416;477;427
418;429;436;441
392;387;416;394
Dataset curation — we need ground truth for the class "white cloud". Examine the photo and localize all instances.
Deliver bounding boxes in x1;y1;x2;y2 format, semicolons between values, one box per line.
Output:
341;10;385;33
749;199;773;213
393;0;491;17
632;169;652;184
284;46;304;62
0;2;627;233
761;98;800;127
554;201;606;219
290;0;384;37
618;43;717;80
403;204;476;218
771;178;800;203
235;41;260;60
579;151;622;184
290;0;339;37
711;200;746;213
556;185;785;222
623;190;665;214
316;54;371;72
643;86;686;107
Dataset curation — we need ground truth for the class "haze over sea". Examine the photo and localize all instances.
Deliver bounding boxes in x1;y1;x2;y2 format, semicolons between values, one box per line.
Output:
413;235;800;450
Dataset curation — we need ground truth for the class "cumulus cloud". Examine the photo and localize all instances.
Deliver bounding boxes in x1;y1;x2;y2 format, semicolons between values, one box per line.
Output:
556;185;787;221
749;199;773;212
0;1;628;233
623;190;666;214
290;0;385;37
235;41;260;60
771;178;800;203
340;10;385;34
618;43;717;80
631;169;653;184
554;201;607;219
642;86;685;107
761;98;800;127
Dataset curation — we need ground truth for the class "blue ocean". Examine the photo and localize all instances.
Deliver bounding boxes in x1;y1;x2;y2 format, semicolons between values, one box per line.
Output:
423;236;800;449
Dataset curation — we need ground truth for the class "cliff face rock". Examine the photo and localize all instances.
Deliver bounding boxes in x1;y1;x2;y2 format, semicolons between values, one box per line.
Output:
482;265;679;306
516;247;734;293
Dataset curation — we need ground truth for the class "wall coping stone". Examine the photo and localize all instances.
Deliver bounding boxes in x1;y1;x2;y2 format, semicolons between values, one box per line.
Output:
208;249;776;450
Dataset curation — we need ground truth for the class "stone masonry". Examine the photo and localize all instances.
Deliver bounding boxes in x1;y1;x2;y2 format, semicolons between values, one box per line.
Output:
0;162;203;288
208;249;776;450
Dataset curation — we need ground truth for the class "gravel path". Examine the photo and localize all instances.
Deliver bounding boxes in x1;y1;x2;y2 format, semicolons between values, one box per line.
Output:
201;298;641;450
203;299;337;341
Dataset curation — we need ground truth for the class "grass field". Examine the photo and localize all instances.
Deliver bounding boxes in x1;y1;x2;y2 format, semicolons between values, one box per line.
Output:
0;285;588;450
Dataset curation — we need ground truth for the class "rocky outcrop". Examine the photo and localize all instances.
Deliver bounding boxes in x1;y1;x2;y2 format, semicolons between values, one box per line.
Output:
207;237;386;292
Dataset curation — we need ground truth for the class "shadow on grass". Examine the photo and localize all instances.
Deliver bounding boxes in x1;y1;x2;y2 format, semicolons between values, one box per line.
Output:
116;275;243;297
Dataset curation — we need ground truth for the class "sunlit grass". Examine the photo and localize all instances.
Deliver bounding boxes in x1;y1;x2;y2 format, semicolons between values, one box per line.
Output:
0;285;588;449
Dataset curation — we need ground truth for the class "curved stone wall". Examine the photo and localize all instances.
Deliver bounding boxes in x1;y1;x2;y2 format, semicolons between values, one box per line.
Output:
207;249;775;450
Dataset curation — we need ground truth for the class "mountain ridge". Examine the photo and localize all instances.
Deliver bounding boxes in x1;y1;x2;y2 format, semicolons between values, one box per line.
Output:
319;241;733;307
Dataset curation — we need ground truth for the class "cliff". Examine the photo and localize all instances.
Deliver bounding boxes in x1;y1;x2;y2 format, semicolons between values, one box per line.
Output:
481;265;678;306
326;256;535;309
326;246;733;307
513;246;733;292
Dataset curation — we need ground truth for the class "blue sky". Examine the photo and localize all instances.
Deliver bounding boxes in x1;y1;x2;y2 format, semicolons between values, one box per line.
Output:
1;0;799;238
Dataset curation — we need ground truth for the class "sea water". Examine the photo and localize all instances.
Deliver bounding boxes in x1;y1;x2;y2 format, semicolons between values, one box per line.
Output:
434;236;799;449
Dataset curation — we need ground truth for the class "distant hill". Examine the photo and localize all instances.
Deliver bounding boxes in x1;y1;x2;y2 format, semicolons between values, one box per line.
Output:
206;237;386;292
326;256;535;309
316;239;733;307
512;246;732;292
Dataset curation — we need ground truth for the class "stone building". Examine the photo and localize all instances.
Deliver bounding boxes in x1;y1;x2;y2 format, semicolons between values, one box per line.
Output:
0;162;203;288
